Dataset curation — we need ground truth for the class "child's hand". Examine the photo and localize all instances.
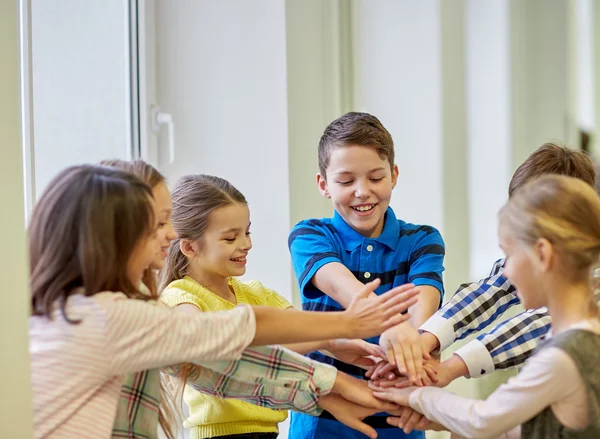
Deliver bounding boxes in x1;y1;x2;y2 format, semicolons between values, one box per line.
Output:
369;362;439;388
318;393;403;439
343;279;419;339
325;339;386;367
386;408;434;434
369;381;417;407
379;322;432;385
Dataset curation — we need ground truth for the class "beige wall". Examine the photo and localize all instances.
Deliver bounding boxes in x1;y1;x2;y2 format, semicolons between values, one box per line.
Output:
0;0;33;436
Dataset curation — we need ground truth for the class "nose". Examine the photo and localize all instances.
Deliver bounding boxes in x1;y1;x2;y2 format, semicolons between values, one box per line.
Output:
242;234;252;252
354;179;371;199
166;223;178;241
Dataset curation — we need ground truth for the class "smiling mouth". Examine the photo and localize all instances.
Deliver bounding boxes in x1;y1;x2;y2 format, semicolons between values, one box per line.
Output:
230;256;247;263
351;204;377;212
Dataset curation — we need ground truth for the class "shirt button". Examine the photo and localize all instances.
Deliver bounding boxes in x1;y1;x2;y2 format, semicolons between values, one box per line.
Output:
366;245;373;252
364;272;371;279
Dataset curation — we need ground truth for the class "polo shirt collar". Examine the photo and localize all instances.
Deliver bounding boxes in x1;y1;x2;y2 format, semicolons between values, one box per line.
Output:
332;207;400;251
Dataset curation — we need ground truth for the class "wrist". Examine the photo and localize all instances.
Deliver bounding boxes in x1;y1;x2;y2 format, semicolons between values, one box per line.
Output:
444;354;468;380
340;310;361;339
420;331;440;353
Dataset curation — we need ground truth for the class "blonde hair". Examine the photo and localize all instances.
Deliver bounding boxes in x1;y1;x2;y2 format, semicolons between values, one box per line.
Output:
500;174;600;314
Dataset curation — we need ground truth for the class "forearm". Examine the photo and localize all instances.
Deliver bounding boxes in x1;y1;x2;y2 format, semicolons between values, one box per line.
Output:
420;274;518;352
183;366;327;415
452;309;551;378
165;344;338;415
312;262;369;308
251;306;351;345
409;286;440;328
283;340;330;354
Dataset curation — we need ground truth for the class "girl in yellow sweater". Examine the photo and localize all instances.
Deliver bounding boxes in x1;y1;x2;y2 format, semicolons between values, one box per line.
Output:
160;175;409;439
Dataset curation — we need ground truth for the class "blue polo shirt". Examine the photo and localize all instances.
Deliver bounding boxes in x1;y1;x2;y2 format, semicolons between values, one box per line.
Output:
288;207;445;439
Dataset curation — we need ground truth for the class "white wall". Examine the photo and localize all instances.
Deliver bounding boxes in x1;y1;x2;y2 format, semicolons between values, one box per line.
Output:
465;0;511;278
154;0;294;302
354;0;445;231
0;1;33;436
31;0;133;197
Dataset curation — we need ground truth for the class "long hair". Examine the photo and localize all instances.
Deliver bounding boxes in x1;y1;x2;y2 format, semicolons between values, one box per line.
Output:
29;164;155;322
500;174;600;315
101;159;166;298
100;159;179;439
160;175;247;429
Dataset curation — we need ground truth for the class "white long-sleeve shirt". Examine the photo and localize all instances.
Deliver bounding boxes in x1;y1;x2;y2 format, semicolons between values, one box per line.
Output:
410;320;600;439
30;292;256;439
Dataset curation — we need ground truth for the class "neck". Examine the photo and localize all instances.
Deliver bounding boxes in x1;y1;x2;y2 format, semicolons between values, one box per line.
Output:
186;265;235;303
546;277;595;334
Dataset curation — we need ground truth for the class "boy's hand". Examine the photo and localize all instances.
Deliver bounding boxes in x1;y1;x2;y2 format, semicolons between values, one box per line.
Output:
325;339;386;367
343;279;419;339
379;322;431;385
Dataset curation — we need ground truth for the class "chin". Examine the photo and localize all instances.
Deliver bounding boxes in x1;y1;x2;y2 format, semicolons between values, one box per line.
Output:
150;261;164;271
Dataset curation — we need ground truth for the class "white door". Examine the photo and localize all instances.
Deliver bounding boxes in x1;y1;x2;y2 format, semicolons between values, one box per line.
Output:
141;0;295;304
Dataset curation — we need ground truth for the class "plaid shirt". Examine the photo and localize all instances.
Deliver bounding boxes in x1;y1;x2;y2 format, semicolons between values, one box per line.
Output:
422;259;600;377
112;345;336;438
420;259;549;377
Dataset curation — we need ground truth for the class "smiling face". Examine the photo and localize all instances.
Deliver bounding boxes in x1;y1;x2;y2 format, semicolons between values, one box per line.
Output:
151;182;177;270
318;145;398;238
126;196;161;286
192;202;252;279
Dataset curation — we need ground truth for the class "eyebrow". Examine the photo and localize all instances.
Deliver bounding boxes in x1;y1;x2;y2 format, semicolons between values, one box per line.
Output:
334;167;387;175
220;222;251;234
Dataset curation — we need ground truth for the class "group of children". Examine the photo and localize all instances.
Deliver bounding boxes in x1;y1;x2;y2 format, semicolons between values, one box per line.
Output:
28;112;600;439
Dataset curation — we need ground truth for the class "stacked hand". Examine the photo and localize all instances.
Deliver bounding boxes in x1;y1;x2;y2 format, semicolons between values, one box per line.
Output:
324;369;441;437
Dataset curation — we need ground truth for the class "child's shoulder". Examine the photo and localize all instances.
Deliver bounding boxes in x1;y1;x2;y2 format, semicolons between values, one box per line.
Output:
396;218;441;239
231;278;292;309
292;216;336;232
393;217;445;255
289;217;339;246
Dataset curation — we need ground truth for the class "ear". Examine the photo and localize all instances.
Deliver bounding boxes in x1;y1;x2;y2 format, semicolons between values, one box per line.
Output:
533;238;554;272
180;238;200;259
317;173;331;199
391;164;399;188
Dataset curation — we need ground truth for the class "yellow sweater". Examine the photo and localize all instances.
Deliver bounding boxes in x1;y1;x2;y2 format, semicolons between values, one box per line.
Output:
161;276;292;439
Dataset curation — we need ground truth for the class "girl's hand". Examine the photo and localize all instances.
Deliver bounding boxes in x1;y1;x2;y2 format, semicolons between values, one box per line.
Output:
387;408;434;434
368;382;417;407
325;339;386;367
343;279;419;339
318;393;403;439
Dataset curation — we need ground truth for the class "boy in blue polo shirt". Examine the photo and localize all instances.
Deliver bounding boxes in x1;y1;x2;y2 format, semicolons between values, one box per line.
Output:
288;112;445;439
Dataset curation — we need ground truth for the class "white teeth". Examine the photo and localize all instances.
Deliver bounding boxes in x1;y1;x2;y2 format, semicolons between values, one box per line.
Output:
353;205;375;212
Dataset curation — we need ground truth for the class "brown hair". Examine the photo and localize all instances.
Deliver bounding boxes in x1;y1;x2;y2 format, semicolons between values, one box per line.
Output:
159;175;246;428
508;143;595;198
159;174;246;291
101;159;166;297
500;174;600;315
318;112;395;177
100;160;177;439
29;164;155;321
